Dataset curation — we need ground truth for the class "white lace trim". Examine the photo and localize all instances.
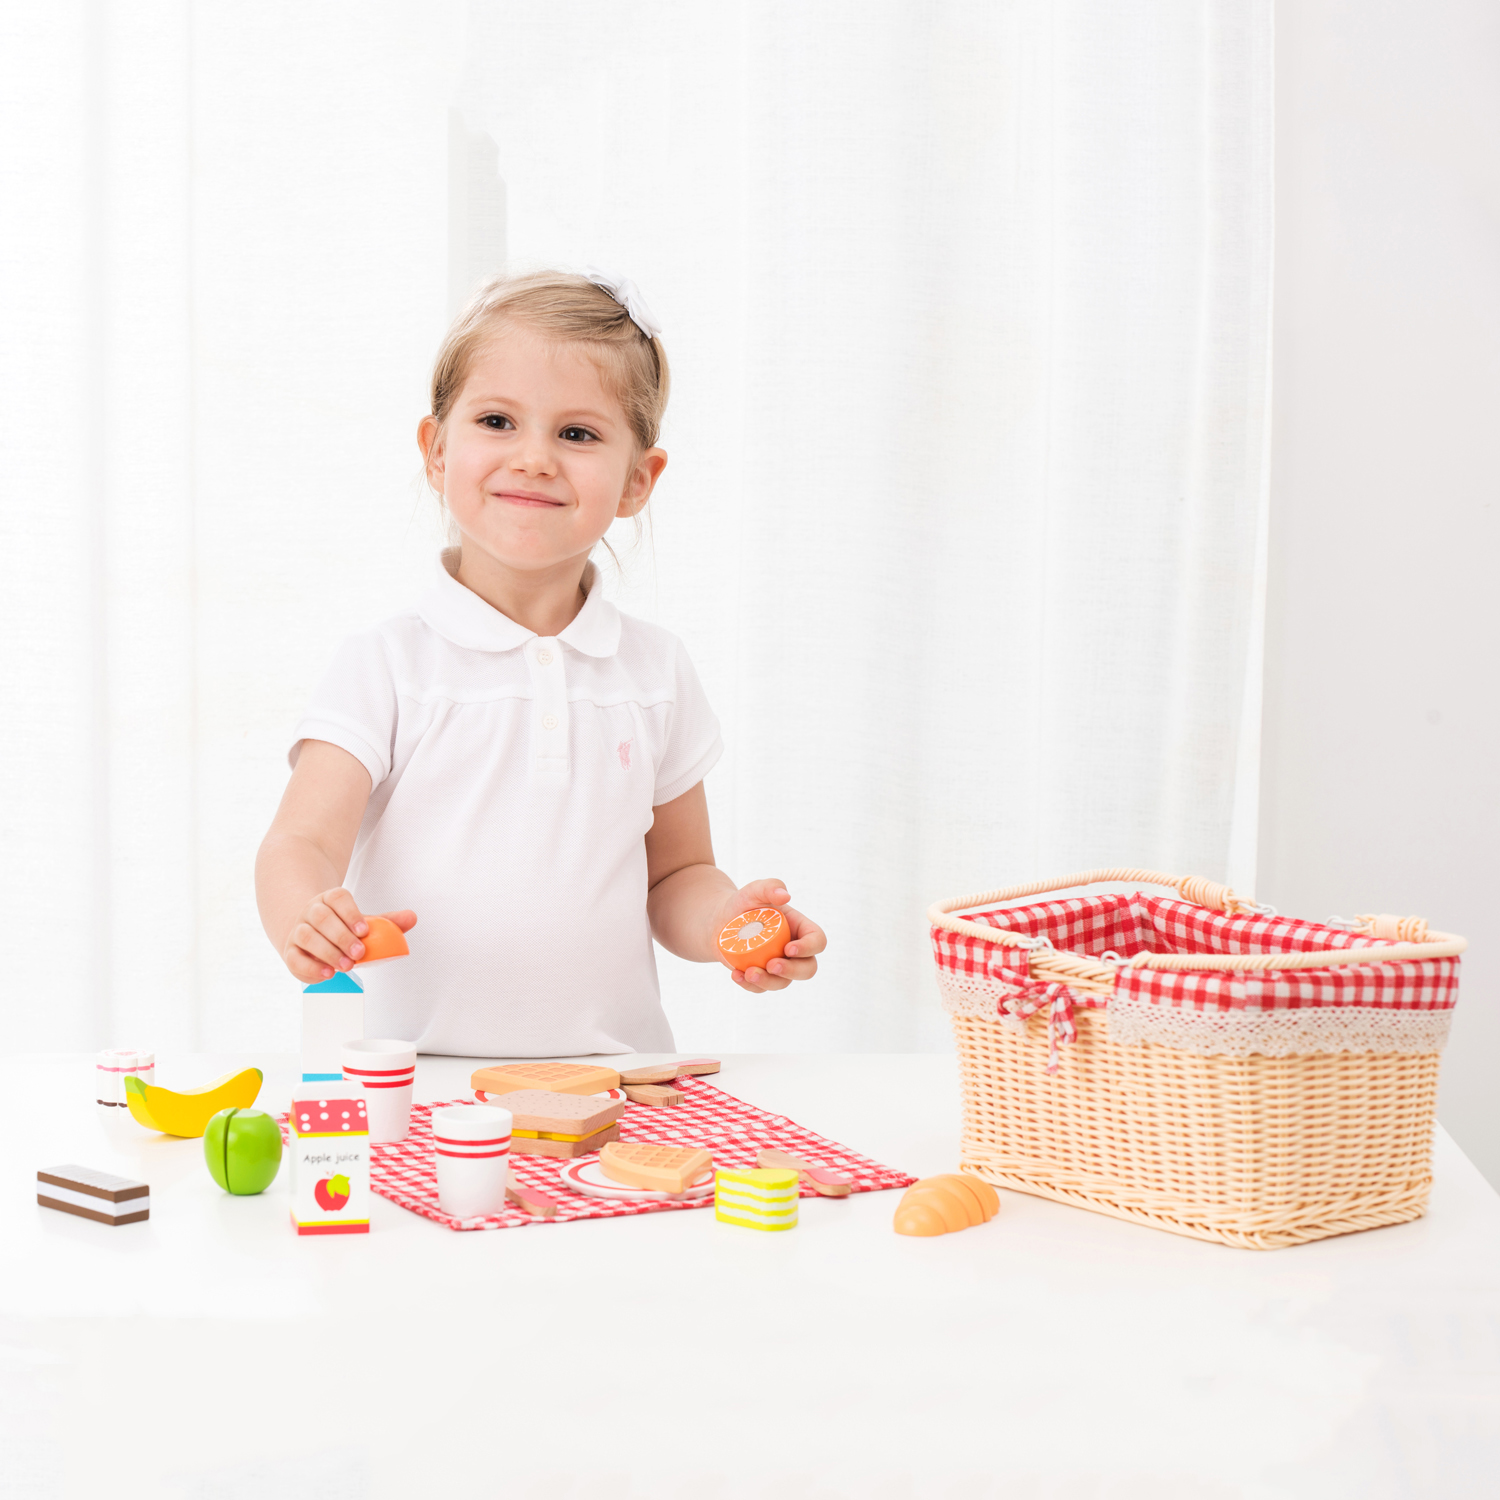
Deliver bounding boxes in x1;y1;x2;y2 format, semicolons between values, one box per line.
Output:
936;974;1452;1057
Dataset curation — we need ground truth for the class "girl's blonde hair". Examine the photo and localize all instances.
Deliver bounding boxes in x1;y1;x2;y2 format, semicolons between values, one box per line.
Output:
430;270;671;451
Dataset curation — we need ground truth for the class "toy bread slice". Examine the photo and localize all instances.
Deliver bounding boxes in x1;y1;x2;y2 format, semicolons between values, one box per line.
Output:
893;1174;1000;1236
621;1083;683;1107
470;1062;621;1098
500;1090;624;1138
599;1141;713;1194
616;1058;721;1085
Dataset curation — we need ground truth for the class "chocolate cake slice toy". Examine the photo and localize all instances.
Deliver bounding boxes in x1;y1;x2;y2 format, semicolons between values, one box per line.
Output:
37;1165;150;1226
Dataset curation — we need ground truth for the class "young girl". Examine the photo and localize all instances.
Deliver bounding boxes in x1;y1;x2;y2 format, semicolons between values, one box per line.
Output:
255;270;824;1057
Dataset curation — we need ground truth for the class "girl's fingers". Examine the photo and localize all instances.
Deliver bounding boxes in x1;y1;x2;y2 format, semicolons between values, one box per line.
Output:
734;966;791;993
381;908;419;933
779;908;826;958
287;947;336;983
294;923;355;972
310;901;364;962
766;956;817;981
323;888;369;939
735;878;791;910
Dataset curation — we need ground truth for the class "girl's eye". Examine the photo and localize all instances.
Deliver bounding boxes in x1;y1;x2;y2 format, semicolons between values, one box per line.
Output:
479;413;514;430
560;426;598;443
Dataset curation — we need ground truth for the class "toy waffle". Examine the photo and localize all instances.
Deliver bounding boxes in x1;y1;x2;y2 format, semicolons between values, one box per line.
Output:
559;1156;715;1202
471;1062;621;1098
599;1141;713;1194
931;866;1468;1250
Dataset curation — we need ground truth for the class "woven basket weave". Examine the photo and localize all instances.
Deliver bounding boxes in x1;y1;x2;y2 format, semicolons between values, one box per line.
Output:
930;869;1466;1250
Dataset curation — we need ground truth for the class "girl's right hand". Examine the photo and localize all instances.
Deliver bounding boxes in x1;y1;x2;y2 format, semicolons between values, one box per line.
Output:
282;887;418;983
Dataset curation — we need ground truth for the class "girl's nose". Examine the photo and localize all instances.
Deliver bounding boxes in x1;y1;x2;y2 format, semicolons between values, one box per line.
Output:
511;433;556;477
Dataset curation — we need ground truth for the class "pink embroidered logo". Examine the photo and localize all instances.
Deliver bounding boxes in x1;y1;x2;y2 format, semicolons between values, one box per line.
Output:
617;739;633;771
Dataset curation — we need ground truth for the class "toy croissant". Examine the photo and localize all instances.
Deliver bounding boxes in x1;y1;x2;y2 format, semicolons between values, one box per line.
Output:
892;1174;1000;1236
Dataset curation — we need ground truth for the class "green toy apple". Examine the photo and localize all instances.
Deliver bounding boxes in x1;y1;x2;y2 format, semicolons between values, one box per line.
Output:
204;1106;283;1195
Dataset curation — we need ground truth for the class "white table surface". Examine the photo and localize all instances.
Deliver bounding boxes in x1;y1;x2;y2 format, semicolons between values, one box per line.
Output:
4;1051;1500;1500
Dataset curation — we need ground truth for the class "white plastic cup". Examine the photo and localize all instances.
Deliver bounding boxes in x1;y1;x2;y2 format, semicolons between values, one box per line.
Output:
341;1039;417;1144
431;1104;513;1218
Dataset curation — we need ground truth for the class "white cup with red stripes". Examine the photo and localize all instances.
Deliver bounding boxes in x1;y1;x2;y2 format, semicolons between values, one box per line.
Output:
341;1039;417;1144
431;1104;513;1218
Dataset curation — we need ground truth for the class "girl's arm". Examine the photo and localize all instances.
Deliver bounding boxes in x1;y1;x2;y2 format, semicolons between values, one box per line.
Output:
254;739;416;983
645;781;825;993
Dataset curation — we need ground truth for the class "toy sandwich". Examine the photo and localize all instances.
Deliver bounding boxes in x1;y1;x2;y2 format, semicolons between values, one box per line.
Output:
501;1090;625;1159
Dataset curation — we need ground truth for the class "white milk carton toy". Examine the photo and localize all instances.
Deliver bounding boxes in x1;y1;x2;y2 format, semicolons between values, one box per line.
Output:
289;1084;370;1235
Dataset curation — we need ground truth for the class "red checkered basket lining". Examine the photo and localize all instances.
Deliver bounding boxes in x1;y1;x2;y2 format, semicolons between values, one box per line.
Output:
933;893;1460;1016
281;1075;915;1232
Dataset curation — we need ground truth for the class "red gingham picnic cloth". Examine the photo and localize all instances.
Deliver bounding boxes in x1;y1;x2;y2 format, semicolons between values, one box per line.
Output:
280;1075;915;1232
933;892;1460;1018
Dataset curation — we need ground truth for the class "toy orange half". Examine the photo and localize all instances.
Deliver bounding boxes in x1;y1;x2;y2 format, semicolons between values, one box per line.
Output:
354;915;409;968
717;907;790;973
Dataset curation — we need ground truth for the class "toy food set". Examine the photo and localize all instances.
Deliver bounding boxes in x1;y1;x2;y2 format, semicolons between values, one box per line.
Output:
757;1148;853;1197
506;1177;561;1218
288;1085;371;1235
600;1141;712;1194
37;1165;149;1227
124;1066;262;1138
470;1061;621;1097
715;1167;799;1231
342;1038;417;1143
431;1104;512;1217
717;908;790;972
930;866;1469;1249
204;1107;284;1195
95;1048;154;1111
893;1175;1000;1236
338;1072;915;1230
558;1154;715;1202
501;1090;623;1158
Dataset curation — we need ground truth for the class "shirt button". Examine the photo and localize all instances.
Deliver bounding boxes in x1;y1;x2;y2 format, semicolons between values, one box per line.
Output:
536;649;554;666
541;713;559;730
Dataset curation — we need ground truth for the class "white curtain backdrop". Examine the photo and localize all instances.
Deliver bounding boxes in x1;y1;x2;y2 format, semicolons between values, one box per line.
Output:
0;2;1272;1058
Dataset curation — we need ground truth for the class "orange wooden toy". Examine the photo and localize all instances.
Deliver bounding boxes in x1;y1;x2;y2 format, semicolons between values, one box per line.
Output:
354;915;410;968
717;907;791;973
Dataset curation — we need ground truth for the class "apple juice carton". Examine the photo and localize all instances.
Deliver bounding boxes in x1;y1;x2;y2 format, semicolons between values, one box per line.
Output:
289;1083;370;1235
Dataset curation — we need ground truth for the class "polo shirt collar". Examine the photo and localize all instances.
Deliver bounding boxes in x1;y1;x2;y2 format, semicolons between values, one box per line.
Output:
418;548;621;657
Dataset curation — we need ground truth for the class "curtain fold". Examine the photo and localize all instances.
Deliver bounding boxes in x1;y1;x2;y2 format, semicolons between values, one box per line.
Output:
0;1;1272;1056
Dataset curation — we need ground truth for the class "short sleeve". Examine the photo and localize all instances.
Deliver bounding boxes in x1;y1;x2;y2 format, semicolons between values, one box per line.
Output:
653;639;723;806
289;630;397;788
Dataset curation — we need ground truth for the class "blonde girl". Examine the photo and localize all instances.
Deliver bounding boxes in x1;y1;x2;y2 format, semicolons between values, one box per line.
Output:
255;271;824;1055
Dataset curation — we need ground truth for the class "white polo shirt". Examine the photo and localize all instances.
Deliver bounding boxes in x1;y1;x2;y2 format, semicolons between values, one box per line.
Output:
290;549;722;1058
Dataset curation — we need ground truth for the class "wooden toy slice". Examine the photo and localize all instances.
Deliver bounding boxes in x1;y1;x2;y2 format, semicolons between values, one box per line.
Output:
716;908;791;973
616;1058;721;1085
471;1062;621;1098
36;1165;150;1226
599;1141;714;1194
756;1147;853;1197
557;1156;715;1202
622;1083;683;1107
505;1181;560;1218
509;1123;620;1160
499;1090;625;1137
122;1067;263;1138
353;914;409;967
893;1174;1001;1236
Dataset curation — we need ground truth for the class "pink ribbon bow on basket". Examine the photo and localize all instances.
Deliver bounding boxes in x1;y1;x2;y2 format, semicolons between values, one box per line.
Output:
997;978;1080;1074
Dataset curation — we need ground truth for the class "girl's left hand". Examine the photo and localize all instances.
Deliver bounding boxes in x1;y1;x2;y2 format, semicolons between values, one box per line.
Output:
716;878;825;993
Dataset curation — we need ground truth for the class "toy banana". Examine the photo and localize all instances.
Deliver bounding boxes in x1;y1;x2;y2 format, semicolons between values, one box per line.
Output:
124;1067;263;1138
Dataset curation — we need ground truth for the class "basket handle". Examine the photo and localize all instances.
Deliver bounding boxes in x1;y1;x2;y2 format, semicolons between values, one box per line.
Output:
926;869;1465;988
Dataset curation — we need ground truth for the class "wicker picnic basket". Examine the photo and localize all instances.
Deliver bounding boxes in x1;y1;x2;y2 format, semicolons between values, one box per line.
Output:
928;868;1467;1250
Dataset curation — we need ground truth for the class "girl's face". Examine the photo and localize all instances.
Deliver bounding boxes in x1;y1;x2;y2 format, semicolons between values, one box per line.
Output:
419;330;665;578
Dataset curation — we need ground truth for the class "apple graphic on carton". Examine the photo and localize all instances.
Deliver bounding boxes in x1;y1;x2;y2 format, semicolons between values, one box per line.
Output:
204;1106;283;1195
314;1174;351;1212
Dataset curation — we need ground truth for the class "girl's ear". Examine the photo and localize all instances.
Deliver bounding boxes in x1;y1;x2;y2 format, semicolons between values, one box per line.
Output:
418;415;445;490
618;447;667;518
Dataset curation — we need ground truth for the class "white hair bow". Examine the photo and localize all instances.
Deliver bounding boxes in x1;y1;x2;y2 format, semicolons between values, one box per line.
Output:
585;267;662;340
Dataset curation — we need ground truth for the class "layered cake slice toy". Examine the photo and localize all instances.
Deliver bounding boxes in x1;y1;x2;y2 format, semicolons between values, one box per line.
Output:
714;1167;800;1231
